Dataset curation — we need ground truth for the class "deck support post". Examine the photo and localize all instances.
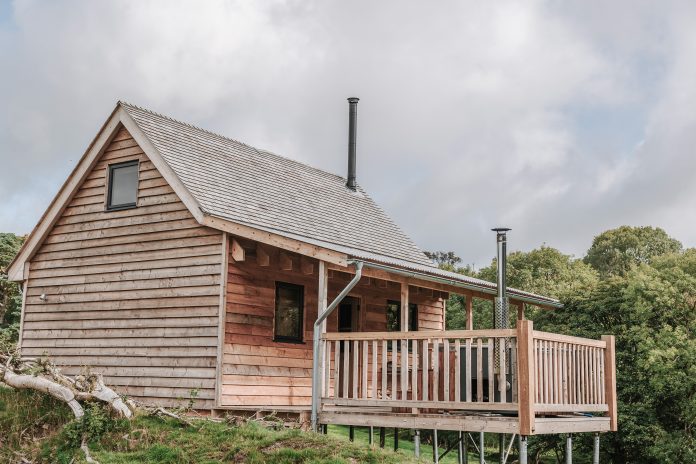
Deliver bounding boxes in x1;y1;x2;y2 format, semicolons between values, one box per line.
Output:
498;434;505;464
593;433;600;464
380;427;386;448
565;434;573;464
433;429;439;463
349;426;354;442
394;428;399;451
519;436;528;464
479;432;485;464
311;261;363;431
369;426;374;446
414;430;421;458
518;320;535;435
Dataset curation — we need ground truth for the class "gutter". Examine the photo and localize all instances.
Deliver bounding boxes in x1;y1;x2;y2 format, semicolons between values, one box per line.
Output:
311;261;363;431
350;259;563;309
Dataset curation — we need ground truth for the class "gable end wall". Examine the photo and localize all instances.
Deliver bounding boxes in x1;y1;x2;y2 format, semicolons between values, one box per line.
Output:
20;126;223;409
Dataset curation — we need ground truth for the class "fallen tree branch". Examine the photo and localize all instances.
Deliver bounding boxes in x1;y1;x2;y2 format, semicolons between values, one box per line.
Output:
1;368;84;418
152;406;195;427
81;437;100;464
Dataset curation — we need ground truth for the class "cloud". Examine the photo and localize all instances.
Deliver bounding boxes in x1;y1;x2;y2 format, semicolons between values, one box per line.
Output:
1;0;695;265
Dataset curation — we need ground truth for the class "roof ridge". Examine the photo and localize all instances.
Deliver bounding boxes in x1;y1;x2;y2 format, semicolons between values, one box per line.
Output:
118;100;349;185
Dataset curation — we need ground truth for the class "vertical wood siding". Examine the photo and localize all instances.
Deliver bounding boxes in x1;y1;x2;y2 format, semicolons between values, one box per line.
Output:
221;239;445;408
21;127;222;409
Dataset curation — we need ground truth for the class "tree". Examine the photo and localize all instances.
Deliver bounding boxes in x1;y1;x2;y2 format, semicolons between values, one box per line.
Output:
536;258;696;463
425;250;462;271
0;233;25;342
584;226;682;277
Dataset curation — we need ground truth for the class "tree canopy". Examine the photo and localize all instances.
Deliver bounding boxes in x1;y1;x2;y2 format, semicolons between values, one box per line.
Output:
584;226;682;277
432;225;695;463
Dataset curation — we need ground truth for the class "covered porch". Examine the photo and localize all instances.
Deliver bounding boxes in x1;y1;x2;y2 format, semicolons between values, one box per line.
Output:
311;259;617;444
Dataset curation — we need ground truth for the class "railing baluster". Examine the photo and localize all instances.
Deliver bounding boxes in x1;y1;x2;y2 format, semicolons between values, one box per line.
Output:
391;341;397;400
343;340;350;398
443;339;450;402
499;336;506;403
465;339;471;402
334;340;340;399
487;338;494;402
455;339;462;402
422;339;429;402
511;337;518;403
432;339;440;402
323;340;330;397
401;338;408;401
352;340;359;399
362;340;368;399
477;338;483;402
381;340;387;399
372;340;378;399
412;339;418;401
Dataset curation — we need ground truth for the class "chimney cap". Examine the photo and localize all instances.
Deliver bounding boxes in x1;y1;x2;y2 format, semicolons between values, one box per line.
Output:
492;227;511;233
348;97;360;103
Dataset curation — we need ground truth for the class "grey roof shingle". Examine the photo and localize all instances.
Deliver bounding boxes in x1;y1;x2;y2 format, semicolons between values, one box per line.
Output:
121;102;435;267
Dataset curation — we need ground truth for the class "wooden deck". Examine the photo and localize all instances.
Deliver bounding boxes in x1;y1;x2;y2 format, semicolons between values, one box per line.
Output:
317;321;617;435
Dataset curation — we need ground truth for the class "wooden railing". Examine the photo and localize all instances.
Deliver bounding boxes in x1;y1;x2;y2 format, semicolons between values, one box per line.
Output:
319;322;617;432
532;331;608;413
321;329;519;411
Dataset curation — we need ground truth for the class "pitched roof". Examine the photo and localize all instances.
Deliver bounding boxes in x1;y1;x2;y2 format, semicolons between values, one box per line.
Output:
7;101;561;307
120;102;434;267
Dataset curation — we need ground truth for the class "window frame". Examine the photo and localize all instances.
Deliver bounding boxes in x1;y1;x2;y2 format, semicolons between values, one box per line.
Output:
106;160;140;211
273;281;305;344
386;300;418;332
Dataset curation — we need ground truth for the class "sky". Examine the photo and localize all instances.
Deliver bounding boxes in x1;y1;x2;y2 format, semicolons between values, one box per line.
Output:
1;0;695;267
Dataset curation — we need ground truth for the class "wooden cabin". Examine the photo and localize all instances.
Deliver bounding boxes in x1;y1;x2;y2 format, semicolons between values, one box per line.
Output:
7;101;616;447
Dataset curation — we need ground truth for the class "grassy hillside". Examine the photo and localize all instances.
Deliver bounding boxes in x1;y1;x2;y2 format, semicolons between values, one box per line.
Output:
0;387;420;464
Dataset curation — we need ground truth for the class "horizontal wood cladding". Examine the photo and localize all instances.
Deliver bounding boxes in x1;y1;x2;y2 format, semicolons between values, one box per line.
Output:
221;238;445;408
21;126;222;409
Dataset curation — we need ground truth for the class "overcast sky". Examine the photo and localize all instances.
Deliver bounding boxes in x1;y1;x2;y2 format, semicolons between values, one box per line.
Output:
1;0;695;267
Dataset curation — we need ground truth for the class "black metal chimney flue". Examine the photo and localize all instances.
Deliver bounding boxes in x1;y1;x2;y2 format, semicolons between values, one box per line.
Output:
347;97;359;190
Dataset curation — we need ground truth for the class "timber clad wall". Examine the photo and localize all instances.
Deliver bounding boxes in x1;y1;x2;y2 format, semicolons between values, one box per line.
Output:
222;238;445;408
21;127;222;409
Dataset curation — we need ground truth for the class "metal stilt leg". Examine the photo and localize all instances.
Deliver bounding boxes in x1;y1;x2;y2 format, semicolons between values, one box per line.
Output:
414;430;420;458
479;432;485;464
433;429;439;463
519;436;528;464
566;434;572;464
593;433;600;464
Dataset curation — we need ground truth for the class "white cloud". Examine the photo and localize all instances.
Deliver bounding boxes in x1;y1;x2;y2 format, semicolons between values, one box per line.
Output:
1;0;695;264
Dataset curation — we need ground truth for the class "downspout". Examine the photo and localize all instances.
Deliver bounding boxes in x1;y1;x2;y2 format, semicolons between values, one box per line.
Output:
311;261;363;431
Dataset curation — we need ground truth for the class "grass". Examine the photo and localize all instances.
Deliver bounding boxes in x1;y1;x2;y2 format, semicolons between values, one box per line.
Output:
0;387;417;463
1;387;570;463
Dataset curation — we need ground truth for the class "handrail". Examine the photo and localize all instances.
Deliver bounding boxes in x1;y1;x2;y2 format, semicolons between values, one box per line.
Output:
533;330;607;348
322;329;516;341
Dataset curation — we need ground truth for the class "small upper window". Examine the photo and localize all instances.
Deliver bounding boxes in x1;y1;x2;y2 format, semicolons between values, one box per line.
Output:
274;282;304;343
107;161;139;210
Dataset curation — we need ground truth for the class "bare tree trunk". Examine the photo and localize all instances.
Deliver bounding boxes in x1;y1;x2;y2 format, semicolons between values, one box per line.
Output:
1;369;84;418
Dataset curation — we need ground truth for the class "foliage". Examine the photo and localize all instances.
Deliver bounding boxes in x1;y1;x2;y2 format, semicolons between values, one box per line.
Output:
0;387;418;463
425;250;463;271
0;233;24;346
584;226;682;277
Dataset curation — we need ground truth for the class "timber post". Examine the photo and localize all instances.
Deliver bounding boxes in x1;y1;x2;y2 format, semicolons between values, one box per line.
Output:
602;335;618;431
517;319;535;435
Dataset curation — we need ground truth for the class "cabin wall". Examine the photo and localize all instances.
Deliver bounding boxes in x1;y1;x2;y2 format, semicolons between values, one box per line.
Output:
21;126;223;409
221;238;445;408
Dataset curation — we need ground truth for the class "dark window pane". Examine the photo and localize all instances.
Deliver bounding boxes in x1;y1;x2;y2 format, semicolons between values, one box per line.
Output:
108;162;138;209
275;282;304;342
386;300;418;332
